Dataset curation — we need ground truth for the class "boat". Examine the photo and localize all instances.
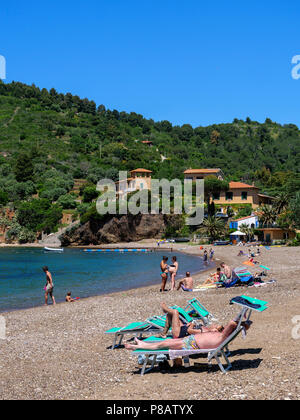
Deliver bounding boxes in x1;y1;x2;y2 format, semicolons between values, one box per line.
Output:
44;247;64;252
174;238;190;243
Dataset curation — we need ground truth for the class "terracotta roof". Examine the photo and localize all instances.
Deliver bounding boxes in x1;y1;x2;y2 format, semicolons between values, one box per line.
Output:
257;193;275;199
115;178;134;184
130;168;152;173
229;181;259;189
184;168;222;174
234;215;258;222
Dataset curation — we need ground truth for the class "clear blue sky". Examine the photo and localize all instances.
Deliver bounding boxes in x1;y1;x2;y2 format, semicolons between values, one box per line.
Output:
1;0;300;127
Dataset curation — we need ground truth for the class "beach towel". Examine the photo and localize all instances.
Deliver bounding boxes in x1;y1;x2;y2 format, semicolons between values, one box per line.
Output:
243;261;255;267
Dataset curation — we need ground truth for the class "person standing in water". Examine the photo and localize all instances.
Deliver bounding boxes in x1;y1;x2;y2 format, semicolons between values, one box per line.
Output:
43;266;56;306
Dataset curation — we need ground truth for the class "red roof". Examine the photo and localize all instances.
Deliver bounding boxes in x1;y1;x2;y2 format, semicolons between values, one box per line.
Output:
229;181;259;189
184;168;222;174
234;215;257;222
130;168;152;173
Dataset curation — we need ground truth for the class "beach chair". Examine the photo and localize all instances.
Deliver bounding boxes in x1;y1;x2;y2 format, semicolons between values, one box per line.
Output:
184;298;217;325
130;296;268;375
105;303;203;349
105;319;165;349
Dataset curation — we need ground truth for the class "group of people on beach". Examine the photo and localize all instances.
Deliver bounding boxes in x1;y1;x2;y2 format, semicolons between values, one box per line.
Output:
203;262;232;286
160;256;194;293
201;247;214;264
159;247;217;292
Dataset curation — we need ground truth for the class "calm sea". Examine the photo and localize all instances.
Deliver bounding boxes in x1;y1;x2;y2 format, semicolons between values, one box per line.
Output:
0;247;212;312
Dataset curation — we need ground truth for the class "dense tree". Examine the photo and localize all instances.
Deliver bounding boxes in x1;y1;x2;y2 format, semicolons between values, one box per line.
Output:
14;153;34;182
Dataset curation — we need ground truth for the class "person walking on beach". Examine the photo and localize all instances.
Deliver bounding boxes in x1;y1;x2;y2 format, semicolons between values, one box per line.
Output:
169;256;179;291
209;248;215;261
160;256;169;292
43;266;56;306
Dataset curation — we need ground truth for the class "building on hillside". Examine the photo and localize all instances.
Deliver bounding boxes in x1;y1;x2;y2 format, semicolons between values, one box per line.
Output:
212;181;274;210
141;140;153;147
258;227;297;244
229;215;259;230
116;168;152;196
184;168;224;181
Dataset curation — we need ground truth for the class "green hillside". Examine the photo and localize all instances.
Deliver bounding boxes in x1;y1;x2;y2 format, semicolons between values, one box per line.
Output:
0;80;299;243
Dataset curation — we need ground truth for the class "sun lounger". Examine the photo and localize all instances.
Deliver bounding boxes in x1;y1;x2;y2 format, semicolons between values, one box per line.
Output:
130;296;268;375
105;303;211;349
184;298;217;325
105;320;164;349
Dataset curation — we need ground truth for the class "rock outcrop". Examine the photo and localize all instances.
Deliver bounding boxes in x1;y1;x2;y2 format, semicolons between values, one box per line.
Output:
61;213;168;246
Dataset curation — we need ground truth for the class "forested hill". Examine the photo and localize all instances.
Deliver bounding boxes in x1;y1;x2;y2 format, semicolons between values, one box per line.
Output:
0;80;299;196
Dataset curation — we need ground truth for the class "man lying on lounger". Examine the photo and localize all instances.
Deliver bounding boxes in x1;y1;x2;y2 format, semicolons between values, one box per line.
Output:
126;308;251;352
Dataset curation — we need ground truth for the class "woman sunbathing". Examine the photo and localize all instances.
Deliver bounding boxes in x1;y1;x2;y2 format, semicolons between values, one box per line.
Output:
158;303;222;339
125;318;251;351
203;268;221;285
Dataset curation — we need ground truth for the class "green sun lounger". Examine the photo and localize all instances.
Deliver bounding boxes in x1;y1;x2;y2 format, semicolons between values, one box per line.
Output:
184;298;217;325
130;296;268;375
105;303;208;349
105;320;163;349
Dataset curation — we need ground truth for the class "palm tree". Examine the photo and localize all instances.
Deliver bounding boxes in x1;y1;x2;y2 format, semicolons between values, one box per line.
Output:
259;205;278;227
273;192;289;215
239;223;255;242
199;216;226;241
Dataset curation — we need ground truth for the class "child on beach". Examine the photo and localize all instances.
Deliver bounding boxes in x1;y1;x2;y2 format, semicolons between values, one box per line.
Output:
65;292;78;303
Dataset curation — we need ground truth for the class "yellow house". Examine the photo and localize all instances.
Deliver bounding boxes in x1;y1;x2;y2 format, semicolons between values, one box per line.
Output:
116;168;152;196
258;228;296;244
212;181;273;209
184;168;224;181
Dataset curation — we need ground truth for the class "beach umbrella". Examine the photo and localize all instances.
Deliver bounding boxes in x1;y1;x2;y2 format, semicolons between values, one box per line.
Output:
230;231;247;236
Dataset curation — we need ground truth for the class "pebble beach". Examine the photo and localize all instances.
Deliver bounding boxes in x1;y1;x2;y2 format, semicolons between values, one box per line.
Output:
0;242;299;400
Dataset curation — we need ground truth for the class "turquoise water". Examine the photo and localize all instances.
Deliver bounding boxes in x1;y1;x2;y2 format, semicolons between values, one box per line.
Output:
0;248;211;312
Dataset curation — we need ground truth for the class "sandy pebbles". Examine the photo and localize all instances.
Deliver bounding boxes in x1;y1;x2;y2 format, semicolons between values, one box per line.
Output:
0;243;299;400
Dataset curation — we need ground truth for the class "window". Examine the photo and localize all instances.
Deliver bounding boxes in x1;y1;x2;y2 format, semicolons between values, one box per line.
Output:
241;191;248;200
226;192;233;201
212;192;220;200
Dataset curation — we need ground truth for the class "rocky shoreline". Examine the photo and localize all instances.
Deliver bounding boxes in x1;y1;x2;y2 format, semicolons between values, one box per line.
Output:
0;242;299;400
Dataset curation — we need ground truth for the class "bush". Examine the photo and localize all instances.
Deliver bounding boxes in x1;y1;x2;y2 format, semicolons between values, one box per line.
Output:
0;190;9;206
57;194;77;209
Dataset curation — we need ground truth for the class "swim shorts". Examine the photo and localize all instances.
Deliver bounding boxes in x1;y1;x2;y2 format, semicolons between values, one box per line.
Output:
182;335;200;350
